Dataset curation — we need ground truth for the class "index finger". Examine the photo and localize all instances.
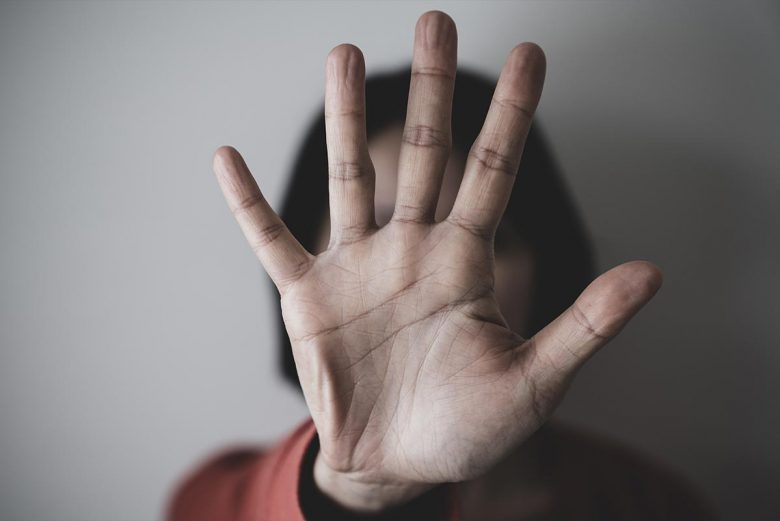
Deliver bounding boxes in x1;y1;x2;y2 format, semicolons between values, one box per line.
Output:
448;43;546;237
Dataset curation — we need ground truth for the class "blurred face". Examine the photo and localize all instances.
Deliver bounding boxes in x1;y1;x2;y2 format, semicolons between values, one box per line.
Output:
316;124;535;335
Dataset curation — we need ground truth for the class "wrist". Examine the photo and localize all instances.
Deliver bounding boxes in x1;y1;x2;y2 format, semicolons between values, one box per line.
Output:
313;450;431;514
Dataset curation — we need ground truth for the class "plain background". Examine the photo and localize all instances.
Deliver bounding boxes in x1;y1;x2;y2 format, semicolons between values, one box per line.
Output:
1;1;779;520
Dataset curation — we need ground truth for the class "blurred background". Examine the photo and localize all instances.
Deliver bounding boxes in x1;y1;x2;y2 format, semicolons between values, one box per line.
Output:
1;1;779;520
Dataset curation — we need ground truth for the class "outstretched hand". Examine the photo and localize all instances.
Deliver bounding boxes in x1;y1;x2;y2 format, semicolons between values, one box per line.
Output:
213;11;662;514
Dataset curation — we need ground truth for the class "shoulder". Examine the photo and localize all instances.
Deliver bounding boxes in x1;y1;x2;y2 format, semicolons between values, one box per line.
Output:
165;420;317;521
165;445;266;521
538;421;718;520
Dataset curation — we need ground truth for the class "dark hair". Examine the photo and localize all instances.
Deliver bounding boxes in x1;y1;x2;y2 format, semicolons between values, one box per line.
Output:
276;67;595;391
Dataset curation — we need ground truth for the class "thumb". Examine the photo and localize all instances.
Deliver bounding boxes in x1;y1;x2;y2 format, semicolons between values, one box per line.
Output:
528;260;663;378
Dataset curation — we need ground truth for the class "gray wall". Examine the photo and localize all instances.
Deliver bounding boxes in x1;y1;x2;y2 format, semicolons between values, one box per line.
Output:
1;1;778;519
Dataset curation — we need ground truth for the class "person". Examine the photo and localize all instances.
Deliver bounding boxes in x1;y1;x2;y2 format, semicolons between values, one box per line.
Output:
167;11;715;521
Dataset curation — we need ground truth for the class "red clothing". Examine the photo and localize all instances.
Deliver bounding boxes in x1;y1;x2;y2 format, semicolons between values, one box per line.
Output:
167;419;714;521
167;420;459;521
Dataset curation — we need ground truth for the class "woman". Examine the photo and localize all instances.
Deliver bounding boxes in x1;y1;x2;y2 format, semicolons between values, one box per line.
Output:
168;12;714;521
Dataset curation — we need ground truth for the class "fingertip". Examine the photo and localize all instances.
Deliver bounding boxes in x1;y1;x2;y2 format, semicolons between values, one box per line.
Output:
417;10;455;27
496;42;546;107
213;145;239;173
622;260;664;298
508;42;546;76
328;42;363;60
214;144;238;159
512;42;545;61
415;10;457;49
326;44;366;96
327;43;365;72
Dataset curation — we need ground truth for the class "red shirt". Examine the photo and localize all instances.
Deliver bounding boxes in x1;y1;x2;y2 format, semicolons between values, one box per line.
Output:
167;419;714;521
167;419;459;521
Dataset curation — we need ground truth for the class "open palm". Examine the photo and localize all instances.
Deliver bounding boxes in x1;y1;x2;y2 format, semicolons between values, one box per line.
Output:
213;11;662;513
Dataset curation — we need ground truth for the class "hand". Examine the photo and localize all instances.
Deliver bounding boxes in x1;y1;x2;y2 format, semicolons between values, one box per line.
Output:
213;11;662;514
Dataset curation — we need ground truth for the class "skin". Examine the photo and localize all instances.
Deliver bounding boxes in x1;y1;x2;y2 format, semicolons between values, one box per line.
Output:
213;11;663;514
318;123;535;336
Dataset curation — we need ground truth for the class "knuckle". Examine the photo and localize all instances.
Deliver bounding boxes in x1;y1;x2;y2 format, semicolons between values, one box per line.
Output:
411;66;455;80
330;223;373;245
493;97;535;121
446;215;492;243
250;221;285;250
325;107;365;118
393;202;434;223
328;160;368;180
468;143;517;177
402;124;450;150
570;302;609;341
275;257;311;288
231;193;264;216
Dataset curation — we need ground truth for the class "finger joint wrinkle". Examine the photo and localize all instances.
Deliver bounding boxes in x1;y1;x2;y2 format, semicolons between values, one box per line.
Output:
231;192;264;216
250;222;285;249
329;160;368;180
402;124;450;150
469;144;517;177
325;108;365;119
447;216;492;243
411;66;455;80
570;302;609;341
493;97;534;121
393;203;435;223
